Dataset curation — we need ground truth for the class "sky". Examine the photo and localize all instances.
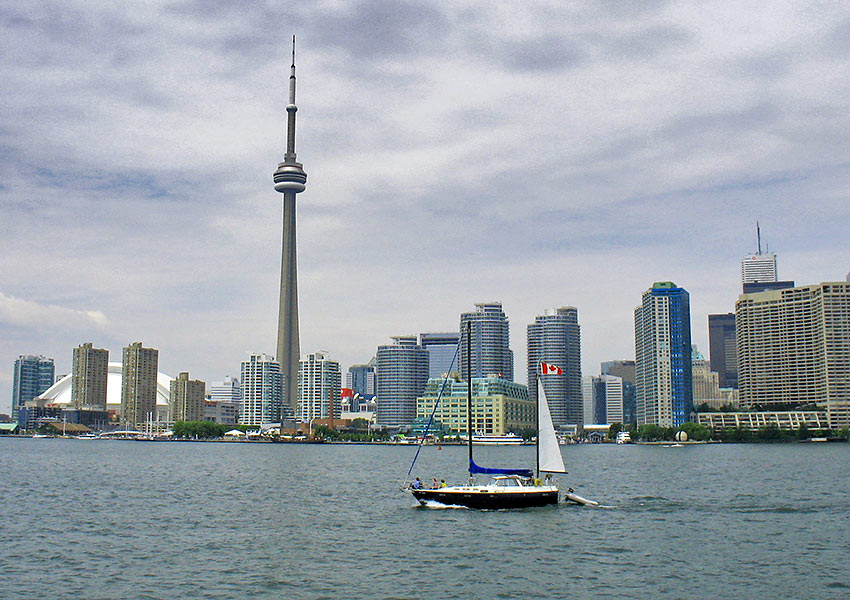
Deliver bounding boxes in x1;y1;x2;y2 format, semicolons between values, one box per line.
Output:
2;1;850;414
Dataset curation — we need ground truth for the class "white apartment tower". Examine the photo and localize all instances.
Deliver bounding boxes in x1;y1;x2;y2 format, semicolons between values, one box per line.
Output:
239;354;283;426
298;352;342;422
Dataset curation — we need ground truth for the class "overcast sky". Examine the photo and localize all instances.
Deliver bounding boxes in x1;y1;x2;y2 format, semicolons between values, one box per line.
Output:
2;1;849;413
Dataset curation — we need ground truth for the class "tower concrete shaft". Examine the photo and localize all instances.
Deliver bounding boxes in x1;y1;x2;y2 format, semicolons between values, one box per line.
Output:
273;36;307;415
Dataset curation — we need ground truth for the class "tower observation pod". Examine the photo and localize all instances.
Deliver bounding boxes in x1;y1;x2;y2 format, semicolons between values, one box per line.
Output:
273;35;307;416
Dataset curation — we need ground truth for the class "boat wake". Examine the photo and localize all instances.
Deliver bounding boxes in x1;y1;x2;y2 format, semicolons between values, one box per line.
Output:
416;499;469;510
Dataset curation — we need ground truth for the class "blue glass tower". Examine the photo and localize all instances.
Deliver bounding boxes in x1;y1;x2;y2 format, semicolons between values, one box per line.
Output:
634;282;693;427
12;355;54;418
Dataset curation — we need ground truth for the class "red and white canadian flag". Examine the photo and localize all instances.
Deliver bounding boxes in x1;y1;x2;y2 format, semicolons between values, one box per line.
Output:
540;362;563;375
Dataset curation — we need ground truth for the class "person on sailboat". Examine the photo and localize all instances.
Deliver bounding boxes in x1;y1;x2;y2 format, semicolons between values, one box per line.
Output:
410;477;423;489
431;478;439;489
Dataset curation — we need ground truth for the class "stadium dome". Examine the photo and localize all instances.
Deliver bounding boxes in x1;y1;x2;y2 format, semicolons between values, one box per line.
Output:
37;362;173;409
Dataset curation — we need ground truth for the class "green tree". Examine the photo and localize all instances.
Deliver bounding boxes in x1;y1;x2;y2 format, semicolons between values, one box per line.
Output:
608;423;623;439
679;422;711;441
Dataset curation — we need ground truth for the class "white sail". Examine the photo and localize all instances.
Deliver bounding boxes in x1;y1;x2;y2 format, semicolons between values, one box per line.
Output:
537;377;566;473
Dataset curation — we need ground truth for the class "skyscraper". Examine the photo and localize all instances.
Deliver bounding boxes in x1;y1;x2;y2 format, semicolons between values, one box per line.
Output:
273;37;308;418
707;313;737;389
581;375;624;425
527;307;582;426
691;346;721;402
736;281;850;428
741;223;778;287
634;282;693;427
240;353;283;426
72;342;109;410
121;342;159;429
375;336;429;428
419;332;460;379
12;355;54;418
459;302;513;382
170;372;205;422
298;351;341;422
346;363;375;397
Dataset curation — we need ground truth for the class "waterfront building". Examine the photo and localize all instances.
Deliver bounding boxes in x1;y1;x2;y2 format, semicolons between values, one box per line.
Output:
206;375;241;424
71;343;109;410
420;332;460;379
121;342;160;429
239;353;283;426
375;336;429;428
416;376;534;435
459;302;513;382
697;411;829;432
707;313;738;389
273;38;308;418
601;360;636;424
346;363;376;396
12;355;54;419
203;400;241;424
170;372;205;422
736;281;850;428
297;351;341;422
634;282;693;427
527;307;582;426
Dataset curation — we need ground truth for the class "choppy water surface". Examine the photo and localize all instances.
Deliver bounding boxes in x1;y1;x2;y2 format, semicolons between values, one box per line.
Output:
2;439;848;599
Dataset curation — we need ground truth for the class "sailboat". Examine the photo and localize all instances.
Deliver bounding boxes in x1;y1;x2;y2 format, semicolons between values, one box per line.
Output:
408;324;570;509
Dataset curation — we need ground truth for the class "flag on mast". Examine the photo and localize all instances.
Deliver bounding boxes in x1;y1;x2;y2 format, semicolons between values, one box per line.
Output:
540;362;562;375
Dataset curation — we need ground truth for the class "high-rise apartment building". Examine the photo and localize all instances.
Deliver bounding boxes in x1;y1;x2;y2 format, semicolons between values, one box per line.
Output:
707;313;737;389
459;302;513;381
298;352;341;422
170;372;205;422
346;363;376;397
71;343;109;410
121;342;159;429
420;332;460;379
527;307;582;426
634;282;693;427
240;354;283;426
12;355;54;418
602;360;636;425
375;336;429;428
736;282;850;428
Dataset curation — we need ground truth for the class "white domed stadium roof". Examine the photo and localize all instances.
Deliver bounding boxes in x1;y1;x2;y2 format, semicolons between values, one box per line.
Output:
37;362;173;408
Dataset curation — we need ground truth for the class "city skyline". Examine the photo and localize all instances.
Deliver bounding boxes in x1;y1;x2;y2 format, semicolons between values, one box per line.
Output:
3;3;850;413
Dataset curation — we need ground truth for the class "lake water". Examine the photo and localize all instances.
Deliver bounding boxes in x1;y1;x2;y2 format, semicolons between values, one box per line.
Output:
1;438;848;599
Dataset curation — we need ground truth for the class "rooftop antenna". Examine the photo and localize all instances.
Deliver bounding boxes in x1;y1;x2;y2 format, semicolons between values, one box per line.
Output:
756;221;762;255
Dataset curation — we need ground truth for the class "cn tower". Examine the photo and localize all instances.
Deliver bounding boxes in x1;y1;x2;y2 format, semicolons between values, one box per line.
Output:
273;36;307;416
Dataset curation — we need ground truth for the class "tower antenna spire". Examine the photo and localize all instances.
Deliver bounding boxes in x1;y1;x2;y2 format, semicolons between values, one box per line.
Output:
756;221;762;254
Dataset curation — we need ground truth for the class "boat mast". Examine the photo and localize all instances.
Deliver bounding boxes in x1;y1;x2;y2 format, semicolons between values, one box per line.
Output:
535;365;540;479
466;320;473;477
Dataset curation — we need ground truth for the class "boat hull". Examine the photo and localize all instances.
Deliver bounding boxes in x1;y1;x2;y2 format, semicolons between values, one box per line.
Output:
410;487;558;509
